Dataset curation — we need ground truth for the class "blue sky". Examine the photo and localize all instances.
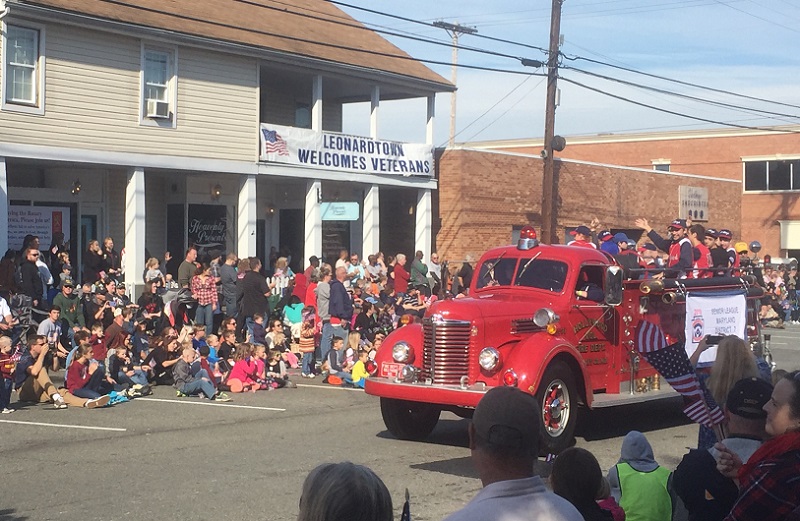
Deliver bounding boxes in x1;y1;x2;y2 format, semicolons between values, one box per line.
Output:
337;0;800;145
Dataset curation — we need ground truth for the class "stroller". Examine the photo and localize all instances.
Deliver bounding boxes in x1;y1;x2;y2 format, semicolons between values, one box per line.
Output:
7;293;41;347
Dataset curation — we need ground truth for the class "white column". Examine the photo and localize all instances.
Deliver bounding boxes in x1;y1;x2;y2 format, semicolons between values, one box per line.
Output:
124;167;146;297
370;85;380;139
312;75;323;132
305;180;322;261
362;185;380;257
0;158;8;256
238;174;257;258
426;95;436;146
415;188;432;256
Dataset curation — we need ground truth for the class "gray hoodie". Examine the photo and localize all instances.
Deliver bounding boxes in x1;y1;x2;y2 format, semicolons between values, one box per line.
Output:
607;430;663;502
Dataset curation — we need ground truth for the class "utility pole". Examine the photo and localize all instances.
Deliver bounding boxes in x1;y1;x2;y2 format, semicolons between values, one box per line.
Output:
433;21;477;147
540;0;563;245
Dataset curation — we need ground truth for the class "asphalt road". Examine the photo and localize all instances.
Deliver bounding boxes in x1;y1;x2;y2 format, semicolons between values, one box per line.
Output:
1;328;798;521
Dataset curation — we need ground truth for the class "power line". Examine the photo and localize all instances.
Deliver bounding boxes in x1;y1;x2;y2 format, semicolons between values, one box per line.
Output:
710;0;800;34
327;0;551;55
462;76;548;143
560;75;800;134
563;65;800;121
563;54;800;111
94;0;544;77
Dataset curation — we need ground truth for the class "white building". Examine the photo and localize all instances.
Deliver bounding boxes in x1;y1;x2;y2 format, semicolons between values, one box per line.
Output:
0;0;451;293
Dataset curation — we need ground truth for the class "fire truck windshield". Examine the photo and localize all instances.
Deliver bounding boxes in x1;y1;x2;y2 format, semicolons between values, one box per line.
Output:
514;258;568;292
475;256;568;293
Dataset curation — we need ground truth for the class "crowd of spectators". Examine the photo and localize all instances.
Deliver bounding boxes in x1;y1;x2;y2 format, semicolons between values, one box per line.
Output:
0;234;465;409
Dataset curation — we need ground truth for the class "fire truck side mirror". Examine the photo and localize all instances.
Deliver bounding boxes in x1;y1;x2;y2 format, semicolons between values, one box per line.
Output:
604;266;624;306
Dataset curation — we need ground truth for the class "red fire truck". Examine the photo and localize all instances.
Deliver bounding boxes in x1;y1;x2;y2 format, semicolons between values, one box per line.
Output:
365;227;764;454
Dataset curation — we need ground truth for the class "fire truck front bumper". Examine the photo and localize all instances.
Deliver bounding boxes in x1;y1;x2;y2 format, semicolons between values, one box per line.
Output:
365;377;487;408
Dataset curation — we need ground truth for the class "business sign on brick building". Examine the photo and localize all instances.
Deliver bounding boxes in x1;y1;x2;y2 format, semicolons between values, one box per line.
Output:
679;186;709;222
259;123;433;177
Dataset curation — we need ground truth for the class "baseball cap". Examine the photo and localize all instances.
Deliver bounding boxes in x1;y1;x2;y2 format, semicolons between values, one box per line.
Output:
62;277;75;288
598;231;613;242
472;387;538;452
718;229;732;240
705;228;718;238
613;232;630;243
113;307;123;318
63;264;73;271
735;241;749;254
668;219;687;230
726;377;773;419
570;225;592;236
638;243;657;252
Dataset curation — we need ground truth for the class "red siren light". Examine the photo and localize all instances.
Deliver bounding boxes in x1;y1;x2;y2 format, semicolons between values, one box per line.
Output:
520;226;537;240
517;226;539;250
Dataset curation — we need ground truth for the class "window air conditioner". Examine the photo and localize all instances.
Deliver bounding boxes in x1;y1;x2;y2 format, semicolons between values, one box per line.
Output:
146;99;170;119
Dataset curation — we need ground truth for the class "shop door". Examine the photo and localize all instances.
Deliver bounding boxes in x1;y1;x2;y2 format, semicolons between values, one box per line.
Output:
323;221;350;266
279;209;304;273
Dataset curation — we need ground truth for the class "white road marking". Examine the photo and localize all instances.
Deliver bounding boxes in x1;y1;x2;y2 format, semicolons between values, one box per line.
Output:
294;383;365;392
136;397;285;411
0;419;127;432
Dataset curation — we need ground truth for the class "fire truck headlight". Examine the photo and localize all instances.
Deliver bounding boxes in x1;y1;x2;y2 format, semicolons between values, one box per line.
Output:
479;347;501;372
533;308;559;328
392;342;412;363
401;364;420;383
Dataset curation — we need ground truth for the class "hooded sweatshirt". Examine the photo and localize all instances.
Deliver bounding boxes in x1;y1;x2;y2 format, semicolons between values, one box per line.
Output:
607;431;672;521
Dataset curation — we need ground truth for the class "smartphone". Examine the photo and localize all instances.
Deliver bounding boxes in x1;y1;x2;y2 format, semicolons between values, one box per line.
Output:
706;335;724;345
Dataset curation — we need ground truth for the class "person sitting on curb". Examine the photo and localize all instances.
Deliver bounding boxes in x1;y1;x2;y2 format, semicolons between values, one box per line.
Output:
174;346;229;401
14;333;106;409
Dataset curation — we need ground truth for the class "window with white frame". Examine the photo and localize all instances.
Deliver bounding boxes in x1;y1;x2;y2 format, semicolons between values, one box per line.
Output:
3;24;44;110
744;159;800;192
141;46;176;123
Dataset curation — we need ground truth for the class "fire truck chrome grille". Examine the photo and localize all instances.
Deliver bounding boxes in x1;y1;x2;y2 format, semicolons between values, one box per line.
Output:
422;318;471;385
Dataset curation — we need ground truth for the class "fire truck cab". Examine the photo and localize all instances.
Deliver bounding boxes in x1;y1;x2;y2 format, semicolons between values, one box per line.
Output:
365;227;763;454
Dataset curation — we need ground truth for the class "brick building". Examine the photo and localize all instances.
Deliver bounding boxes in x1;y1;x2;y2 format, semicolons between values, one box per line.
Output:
468;125;800;260
435;148;740;262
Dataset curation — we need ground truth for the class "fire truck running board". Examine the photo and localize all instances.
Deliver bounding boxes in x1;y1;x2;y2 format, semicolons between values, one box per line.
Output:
591;386;679;408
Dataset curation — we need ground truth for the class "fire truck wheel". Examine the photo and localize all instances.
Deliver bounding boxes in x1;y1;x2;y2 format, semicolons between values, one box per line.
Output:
535;361;578;455
380;398;441;441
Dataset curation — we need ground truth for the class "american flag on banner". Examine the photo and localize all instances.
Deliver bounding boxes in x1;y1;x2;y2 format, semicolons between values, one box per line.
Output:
261;128;289;156
635;320;725;427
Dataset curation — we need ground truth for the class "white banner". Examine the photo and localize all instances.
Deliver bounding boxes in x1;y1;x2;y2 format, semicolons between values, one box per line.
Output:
8;205;71;250
259;123;433;177
684;292;747;365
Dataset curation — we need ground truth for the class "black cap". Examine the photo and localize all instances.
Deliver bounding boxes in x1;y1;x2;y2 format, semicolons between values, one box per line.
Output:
726;377;773;419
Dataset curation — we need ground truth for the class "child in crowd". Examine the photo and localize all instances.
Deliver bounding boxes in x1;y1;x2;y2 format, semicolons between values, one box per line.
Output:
197;345;227;400
192;324;208;350
347;349;371;389
299;306;316;378
252;313;267;346
266;348;296;389
67;344;112;403
266;318;299;369
226;343;261;393
323;336;351;385
217;330;236;375
108;343;149;388
344;331;361;371
131;320;150;364
89;322;108;367
144;257;166;288
164;273;179;290
173;347;227;401
58;254;72;289
0;337;16;413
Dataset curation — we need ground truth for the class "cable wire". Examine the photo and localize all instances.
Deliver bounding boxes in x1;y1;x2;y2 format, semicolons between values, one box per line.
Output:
560;75;800;134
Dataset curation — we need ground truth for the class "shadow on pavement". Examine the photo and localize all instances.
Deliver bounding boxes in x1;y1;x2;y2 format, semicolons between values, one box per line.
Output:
0;509;28;521
576;396;690;441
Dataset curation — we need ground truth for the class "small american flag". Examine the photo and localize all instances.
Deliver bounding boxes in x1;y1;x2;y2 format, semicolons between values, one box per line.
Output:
261;129;289;156
635;320;725;427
